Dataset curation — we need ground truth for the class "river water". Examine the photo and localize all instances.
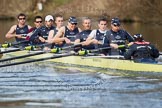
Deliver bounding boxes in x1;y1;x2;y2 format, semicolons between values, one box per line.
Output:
0;20;162;108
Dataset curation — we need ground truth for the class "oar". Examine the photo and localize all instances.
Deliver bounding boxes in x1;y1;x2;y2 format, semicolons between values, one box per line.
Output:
0;43;50;54
0;40;29;48
0;42;81;54
0;44;82;62
82;55;125;59
77;46;112;56
0;47;62;62
0;51;45;62
0;52;75;68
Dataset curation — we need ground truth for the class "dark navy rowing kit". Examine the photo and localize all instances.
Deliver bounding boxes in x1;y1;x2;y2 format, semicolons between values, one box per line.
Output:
124;41;159;63
105;29;134;55
15;25;29;42
64;26;80;41
75;30;92;42
29;25;55;45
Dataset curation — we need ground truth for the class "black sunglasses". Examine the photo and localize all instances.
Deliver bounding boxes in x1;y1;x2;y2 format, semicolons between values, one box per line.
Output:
71;23;77;25
19;18;26;20
113;24;120;27
35;21;42;23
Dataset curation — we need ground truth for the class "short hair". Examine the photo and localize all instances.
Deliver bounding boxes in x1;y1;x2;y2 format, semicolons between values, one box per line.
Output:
82;17;91;23
17;13;26;19
34;16;43;21
55;14;63;21
98;17;108;23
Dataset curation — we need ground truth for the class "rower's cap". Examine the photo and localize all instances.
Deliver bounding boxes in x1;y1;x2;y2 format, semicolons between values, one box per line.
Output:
69;16;78;24
45;15;54;21
111;17;120;26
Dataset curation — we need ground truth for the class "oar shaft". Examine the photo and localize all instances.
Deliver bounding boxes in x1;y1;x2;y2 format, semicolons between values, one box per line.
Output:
0;43;50;54
0;53;74;68
0;51;45;62
0;40;29;48
89;47;111;53
0;48;21;54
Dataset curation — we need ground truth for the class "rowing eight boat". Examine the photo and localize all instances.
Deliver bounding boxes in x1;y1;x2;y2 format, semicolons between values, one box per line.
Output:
1;48;162;73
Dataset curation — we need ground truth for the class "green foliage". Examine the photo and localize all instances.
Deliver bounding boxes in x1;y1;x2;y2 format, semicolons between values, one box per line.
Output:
57;0;73;5
49;0;73;6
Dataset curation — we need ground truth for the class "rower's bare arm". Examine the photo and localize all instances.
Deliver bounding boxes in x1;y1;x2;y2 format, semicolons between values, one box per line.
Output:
28;25;32;30
5;25;30;39
78;28;82;32
93;39;101;44
47;30;54;43
39;37;46;43
128;42;134;46
64;37;71;44
110;43;118;49
84;30;96;45
74;39;80;44
5;25;17;38
85;36;93;45
52;27;65;43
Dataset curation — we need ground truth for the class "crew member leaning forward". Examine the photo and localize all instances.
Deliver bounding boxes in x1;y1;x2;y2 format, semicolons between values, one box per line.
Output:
124;34;159;63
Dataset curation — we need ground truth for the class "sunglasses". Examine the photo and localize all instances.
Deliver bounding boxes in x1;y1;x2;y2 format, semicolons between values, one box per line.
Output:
19;18;26;20
71;23;77;25
35;21;42;23
113;24;120;27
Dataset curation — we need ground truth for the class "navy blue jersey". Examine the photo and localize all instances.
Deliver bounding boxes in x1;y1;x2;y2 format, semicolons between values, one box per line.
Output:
95;30;107;44
38;25;55;39
64;26;79;41
75;30;92;42
15;25;29;42
105;29;134;45
29;25;55;44
105;29;134;55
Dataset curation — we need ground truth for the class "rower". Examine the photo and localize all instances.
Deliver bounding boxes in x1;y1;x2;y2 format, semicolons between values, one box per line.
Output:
51;16;81;47
48;14;64;42
74;17;93;50
105;17;134;55
31;16;43;32
29;15;55;45
124;34;159;63
85;17;108;48
47;14;64;48
5;13;32;46
27;15;43;40
84;17;109;55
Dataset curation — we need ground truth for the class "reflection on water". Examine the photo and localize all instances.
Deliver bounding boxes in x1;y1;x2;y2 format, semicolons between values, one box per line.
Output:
0;63;162;108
